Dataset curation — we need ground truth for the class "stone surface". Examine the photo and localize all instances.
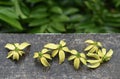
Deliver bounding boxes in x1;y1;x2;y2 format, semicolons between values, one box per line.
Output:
0;34;119;79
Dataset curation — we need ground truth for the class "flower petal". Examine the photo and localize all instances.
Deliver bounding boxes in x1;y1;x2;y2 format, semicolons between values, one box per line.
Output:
84;45;94;51
97;42;102;47
14;43;20;48
85;40;94;44
60;40;66;46
13;51;19;60
87;53;100;59
105;49;113;58
40;57;50;67
44;43;59;49
87;59;101;64
62;47;70;52
102;48;106;55
80;58;87;65
94;46;99;52
68;55;76;61
41;49;49;54
98;50;104;57
74;58;80;69
18;51;24;56
33;52;39;58
59;50;65;64
43;54;52;60
80;53;86;59
5;43;15;50
104;49;113;61
6;51;13;58
87;62;100;68
18;42;30;50
71;50;78;55
52;50;58;57
88;46;96;53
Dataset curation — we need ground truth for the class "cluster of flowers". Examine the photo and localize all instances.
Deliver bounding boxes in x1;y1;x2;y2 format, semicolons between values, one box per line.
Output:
5;40;113;70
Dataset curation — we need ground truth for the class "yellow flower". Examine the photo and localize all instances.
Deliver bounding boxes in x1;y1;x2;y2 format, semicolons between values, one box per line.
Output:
44;40;70;64
87;48;113;68
33;49;52;67
84;40;102;53
5;42;30;60
98;48;113;62
68;50;87;70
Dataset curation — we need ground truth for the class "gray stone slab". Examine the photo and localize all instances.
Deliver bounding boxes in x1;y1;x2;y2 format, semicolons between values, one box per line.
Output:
0;34;119;79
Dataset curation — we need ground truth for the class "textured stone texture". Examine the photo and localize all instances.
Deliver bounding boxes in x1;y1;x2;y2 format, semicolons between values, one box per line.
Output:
0;34;119;79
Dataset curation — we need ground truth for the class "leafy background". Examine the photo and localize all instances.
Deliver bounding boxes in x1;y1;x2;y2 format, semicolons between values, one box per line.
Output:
0;0;120;33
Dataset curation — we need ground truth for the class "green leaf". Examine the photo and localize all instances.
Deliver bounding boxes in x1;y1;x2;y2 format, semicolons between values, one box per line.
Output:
28;25;48;33
29;12;48;19
51;23;66;32
31;5;47;13
0;13;23;30
50;6;63;14
47;26;60;33
29;19;49;27
20;2;30;17
51;15;69;22
0;1;12;5
69;14;83;22
0;7;18;19
84;1;93;10
12;0;27;19
27;0;42;3
64;8;79;15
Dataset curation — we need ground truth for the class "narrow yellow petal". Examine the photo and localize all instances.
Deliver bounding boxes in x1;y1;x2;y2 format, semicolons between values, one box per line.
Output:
84;45;93;51
97;42;102;47
80;58;87;65
62;47;70;52
74;58;80;69
59;50;65;64
87;53;100;59
98;50;104;57
80;53;86;59
85;40;94;44
88;46;96;53
71;50;78;55
87;59;101;64
18;51;24;56
68;55;76;61
41;49;49;54
104;49;113;61
44;43;59;49
43;54;52;60
18;42;30;50
52;50;58;57
5;43;15;50
14;43;20;48
102;48;106;55
13;51;19;60
60;40;66;46
40;57;50;67
7;51;13;55
87;62;100;68
94;46;99;52
105;49;113;57
33;52;39;58
6;51;13;58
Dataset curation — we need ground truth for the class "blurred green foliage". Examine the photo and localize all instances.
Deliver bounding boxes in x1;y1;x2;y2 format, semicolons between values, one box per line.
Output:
0;0;120;33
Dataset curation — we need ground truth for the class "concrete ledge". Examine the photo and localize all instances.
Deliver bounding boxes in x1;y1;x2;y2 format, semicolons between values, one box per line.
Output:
0;34;119;79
